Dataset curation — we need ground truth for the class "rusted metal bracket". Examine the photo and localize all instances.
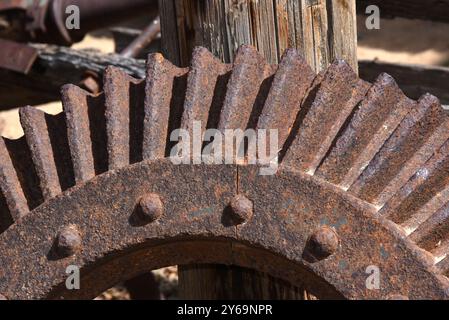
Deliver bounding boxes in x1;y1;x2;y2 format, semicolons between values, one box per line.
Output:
0;38;37;73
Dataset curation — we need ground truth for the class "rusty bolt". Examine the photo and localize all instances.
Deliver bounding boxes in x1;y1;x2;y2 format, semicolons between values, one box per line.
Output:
55;225;82;257
137;193;164;224
307;226;339;260
229;195;253;224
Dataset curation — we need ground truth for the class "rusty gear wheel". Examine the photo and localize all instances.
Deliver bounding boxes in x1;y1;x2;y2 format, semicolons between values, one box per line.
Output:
1;45;449;300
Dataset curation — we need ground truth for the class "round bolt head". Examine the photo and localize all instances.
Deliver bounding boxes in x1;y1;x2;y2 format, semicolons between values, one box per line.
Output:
56;225;82;257
229;195;253;224
307;226;339;260
138;193;163;223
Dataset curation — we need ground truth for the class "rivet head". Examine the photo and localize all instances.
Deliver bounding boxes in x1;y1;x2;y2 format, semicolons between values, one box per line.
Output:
229;195;253;224
56;225;82;257
138;193;163;223
306;226;339;261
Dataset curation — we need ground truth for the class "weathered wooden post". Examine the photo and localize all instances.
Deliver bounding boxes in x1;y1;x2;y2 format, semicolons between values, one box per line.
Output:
159;0;358;73
158;0;358;299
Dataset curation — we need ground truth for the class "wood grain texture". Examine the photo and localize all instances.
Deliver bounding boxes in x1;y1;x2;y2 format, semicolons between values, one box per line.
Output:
329;0;358;73
160;0;358;73
158;0;182;66
179;264;313;300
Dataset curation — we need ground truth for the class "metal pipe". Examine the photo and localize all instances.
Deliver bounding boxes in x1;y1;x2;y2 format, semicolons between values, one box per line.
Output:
79;16;160;94
120;16;160;59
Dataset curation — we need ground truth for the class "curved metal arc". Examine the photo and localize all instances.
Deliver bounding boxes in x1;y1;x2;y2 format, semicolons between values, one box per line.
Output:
46;239;342;300
0;160;447;300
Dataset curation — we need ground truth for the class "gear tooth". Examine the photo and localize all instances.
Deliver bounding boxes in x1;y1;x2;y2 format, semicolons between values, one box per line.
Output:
104;66;145;169
142;53;188;160
350;94;449;206
409;201;449;254
0;137;29;231
19;107;62;200
281;60;369;173
382;139;449;224
2;44;449;298
316;73;413;189
45;112;75;192
61;84;107;183
2;137;43;211
180;47;231;135
218;45;276;131
256;48;315;152
400;181;449;238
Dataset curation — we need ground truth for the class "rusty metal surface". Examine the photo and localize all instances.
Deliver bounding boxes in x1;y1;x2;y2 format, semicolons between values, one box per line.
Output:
257;48;315;150
238;166;448;299
0;161;237;299
1;45;449;299
218;45;276;131
281;60;369;173
350;94;449;207
180;47;230;135
143;53;188;160
0;39;37;73
316;73;414;188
